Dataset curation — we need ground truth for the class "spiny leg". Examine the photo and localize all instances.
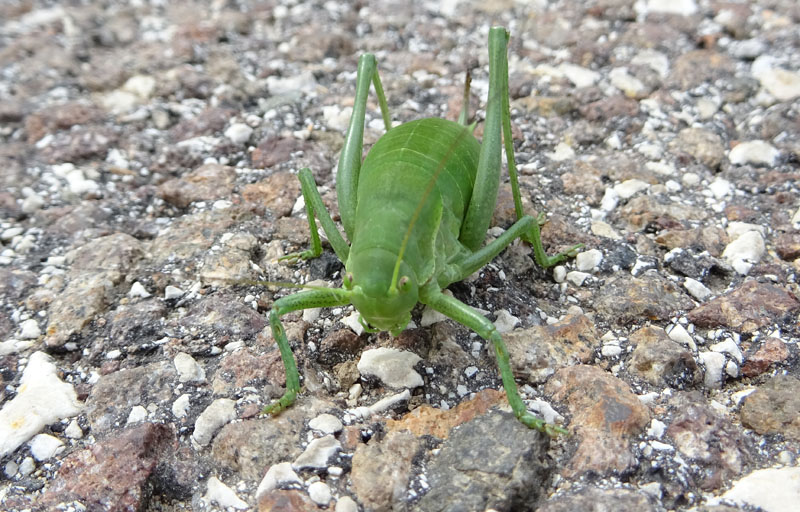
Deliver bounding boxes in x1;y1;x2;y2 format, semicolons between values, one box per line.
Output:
336;53;393;240
263;288;352;415
420;283;568;436
281;167;351;264
494;29;583;266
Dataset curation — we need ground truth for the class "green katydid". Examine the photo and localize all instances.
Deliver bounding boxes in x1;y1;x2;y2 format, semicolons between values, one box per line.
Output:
265;27;582;435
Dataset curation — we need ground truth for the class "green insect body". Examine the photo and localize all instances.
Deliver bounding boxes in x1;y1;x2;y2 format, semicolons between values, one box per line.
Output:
265;27;582;436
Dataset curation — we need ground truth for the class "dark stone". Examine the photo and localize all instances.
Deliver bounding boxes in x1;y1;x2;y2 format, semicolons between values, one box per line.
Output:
416;411;552;512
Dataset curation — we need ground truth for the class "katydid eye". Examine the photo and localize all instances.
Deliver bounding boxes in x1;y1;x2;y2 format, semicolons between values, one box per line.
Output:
344;272;354;289
398;276;410;292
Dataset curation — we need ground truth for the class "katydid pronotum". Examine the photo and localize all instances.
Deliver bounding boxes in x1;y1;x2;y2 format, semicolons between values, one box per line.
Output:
265;27;582;435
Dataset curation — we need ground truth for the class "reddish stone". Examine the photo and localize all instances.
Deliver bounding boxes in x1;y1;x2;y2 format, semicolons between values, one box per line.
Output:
742;337;791;377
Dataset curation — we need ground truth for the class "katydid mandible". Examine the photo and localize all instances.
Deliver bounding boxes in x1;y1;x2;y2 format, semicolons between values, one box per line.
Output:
265;27;582;435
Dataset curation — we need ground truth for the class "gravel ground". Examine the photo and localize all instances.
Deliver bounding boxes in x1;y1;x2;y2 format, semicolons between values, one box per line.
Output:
1;1;800;511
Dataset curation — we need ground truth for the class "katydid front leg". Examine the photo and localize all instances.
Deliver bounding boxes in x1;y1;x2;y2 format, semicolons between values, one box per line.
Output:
263;288;352;415
420;283;567;437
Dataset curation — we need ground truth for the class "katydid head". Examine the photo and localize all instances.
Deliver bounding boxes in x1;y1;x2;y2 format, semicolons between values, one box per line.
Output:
346;249;418;335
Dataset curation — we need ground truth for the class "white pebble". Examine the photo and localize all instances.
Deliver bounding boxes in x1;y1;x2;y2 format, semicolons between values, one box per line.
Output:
566;271;590;286
668;323;695;348
575;249;603;272
357;348;423;389
164;285;184;300
0;352;82;458
644;0;697;16
64;420;83;439
699;351;725;389
172;394;191;419
126;405;148;425
204;476;248;510
18;319;41;340
708;178;732;199
308;481;332;506
309;413;343;435
256;461;302;498
341;310;364;335
293;434;341;470
28;433;64;461
684;278;712;302
128;281;151;298
224;123;254;145
720;466;800;512
174;352;206;383
552;265;567;282
493;309;519;333
711;338;743;363
729;140;780;167
336;496;360;512
192;399;237;447
722;231;765;275
757;67;800;102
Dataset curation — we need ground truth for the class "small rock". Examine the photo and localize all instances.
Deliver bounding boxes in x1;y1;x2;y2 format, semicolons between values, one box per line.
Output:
416;412;550;512
741;337;790;377
539;488;656;512
224;123;254;145
174;352;206;383
307;481;332;506
614;179;650;199
740;375;800;441
205;476;248;510
335;496;359;512
575;249;603;272
645;0;697;16
699;351;726;389
688;281;800;332
684;278;712;302
719;466;800;512
172;394;191;419
0;352;82;457
165;285;184;300
666;393;751;490
126;405;148;425
357;347;423;389
671;127;725;170
757;67;800;102
351;430;421;512
28;433;64;461
128;281;151;298
256;461;302;498
505;314;597;384
546;365;650;476
729;140;780;166
566;270;590;286
493;309;519;333
308;413;343;435
293;434;341;470
18;318;41;339
629;326;701;387
192;399;237;447
37;423;175;511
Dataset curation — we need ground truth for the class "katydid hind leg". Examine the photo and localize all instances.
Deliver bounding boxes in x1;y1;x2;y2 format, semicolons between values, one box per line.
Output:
336;53;392;240
495;30;584;265
263;288;352;415
420;284;567;436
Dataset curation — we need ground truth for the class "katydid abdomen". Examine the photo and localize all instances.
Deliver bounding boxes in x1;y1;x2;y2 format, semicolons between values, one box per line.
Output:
347;118;480;333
